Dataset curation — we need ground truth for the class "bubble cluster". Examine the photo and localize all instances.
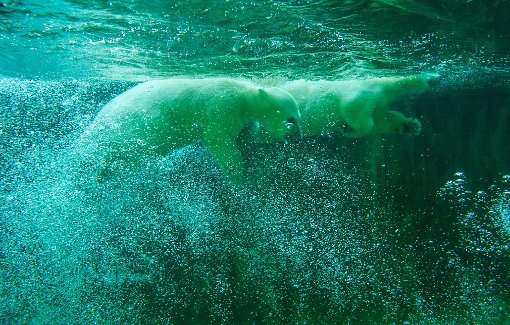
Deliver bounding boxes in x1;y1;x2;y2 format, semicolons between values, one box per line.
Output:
1;78;509;324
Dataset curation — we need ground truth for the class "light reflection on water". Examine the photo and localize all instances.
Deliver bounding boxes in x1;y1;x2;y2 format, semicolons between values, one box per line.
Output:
1;0;509;80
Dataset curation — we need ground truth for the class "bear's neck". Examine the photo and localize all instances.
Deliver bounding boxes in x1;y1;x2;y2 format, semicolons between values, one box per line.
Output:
243;88;265;123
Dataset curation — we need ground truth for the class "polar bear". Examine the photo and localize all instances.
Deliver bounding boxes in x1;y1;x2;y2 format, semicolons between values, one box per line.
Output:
75;78;301;183
280;73;440;138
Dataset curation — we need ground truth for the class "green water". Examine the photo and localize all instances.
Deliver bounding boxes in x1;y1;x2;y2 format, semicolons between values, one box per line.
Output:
1;1;509;324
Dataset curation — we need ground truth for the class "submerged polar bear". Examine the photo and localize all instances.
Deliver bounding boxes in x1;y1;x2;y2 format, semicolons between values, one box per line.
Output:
242;73;439;142
283;73;440;138
75;78;301;183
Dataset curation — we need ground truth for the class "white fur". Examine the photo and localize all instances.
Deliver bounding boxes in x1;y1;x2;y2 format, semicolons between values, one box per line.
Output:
282;74;439;138
75;78;301;183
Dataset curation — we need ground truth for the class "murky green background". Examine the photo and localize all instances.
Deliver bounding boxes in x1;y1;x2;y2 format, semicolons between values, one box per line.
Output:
1;1;509;323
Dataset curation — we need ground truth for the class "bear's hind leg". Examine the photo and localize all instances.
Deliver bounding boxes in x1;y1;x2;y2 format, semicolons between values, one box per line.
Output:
95;147;140;183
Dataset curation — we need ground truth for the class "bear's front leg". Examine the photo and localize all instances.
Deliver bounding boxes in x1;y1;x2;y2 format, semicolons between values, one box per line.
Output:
203;127;245;184
379;110;422;136
381;73;441;101
341;103;375;138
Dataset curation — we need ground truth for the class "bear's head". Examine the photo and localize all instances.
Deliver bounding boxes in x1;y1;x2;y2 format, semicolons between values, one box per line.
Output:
254;87;302;141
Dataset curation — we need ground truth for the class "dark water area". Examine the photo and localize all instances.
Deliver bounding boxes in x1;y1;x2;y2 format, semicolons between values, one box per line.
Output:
1;0;510;324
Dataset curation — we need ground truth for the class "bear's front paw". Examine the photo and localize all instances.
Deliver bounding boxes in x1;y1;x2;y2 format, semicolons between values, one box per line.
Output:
402;118;422;136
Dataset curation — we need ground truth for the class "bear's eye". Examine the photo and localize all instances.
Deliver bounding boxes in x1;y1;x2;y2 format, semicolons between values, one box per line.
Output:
287;117;297;124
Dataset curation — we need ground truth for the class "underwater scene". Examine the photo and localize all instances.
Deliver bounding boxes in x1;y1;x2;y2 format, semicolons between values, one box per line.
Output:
1;0;509;324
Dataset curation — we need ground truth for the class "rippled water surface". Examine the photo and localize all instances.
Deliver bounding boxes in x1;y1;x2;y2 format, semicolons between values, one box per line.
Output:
1;1;509;324
2;0;509;80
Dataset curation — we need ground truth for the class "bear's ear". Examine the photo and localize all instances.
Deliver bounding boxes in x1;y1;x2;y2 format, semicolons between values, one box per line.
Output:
258;88;270;101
